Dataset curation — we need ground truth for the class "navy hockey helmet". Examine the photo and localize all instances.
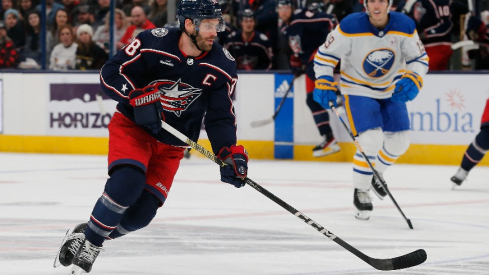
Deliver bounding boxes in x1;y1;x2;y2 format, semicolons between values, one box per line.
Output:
307;2;324;12
277;0;294;7
239;8;254;21
176;0;226;32
364;0;393;15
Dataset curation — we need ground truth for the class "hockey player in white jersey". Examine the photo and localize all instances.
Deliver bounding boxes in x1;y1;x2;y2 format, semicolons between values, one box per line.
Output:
313;0;429;220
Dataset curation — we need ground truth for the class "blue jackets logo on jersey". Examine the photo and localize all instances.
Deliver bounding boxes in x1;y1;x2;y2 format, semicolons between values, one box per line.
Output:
363;49;395;78
151;79;202;117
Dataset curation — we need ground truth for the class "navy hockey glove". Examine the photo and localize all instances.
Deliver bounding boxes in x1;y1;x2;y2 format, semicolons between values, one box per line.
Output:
217;145;248;188
129;84;163;134
391;71;423;102
313;76;338;109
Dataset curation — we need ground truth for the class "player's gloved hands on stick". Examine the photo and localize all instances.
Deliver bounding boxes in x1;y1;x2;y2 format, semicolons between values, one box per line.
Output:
129;84;163;134
290;55;304;76
391;71;422;103
313;75;338;109
217;145;248;188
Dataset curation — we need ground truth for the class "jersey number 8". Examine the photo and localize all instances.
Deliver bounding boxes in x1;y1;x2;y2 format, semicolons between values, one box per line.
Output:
125;39;142;56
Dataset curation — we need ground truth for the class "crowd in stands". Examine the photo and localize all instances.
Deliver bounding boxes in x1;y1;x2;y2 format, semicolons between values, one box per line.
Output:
0;0;487;71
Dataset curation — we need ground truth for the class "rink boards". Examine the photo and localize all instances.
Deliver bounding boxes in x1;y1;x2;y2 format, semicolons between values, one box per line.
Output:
0;71;488;166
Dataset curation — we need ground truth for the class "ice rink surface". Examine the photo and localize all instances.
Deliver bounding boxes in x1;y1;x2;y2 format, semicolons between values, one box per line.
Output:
0;152;488;275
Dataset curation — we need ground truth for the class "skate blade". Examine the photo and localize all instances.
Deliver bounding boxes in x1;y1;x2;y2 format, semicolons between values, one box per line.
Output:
371;188;386;200
71;265;87;275
355;210;371;220
53;228;74;268
313;146;340;157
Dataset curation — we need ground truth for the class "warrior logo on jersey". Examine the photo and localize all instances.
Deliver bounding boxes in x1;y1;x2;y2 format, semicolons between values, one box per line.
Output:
289;35;303;54
151;28;169;37
150;79;202;117
363;49;395;78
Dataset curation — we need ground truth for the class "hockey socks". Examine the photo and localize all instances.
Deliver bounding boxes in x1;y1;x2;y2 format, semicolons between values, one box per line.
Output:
461;127;489;172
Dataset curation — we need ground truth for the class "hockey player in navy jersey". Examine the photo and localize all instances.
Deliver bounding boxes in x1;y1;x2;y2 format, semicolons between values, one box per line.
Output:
225;9;273;70
314;0;429;219
279;0;341;157
401;0;453;70
54;0;249;273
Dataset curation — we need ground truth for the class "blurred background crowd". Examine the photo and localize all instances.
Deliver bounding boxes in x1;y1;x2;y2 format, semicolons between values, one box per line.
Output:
0;0;487;72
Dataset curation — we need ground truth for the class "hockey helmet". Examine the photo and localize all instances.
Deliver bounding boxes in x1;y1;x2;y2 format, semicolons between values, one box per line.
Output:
176;0;226;32
364;0;393;15
307;2;324;13
239;9;254;21
277;0;294;7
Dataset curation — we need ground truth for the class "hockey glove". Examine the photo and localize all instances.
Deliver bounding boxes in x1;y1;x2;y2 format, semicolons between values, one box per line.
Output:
290;55;304;76
129;84;163;134
217;145;248;188
313;76;338;109
391;71;423;103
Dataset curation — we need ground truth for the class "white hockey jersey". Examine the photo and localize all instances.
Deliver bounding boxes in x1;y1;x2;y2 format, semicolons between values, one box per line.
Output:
314;12;429;99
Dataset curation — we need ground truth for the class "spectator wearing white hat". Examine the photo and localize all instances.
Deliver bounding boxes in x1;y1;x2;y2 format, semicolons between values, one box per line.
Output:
75;23;108;70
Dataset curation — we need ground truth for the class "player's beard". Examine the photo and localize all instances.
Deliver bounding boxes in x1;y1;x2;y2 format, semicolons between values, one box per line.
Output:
194;32;214;52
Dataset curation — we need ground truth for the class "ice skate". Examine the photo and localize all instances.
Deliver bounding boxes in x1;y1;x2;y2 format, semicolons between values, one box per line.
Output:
53;223;87;268
354;189;373;220
370;174;387;200
71;240;102;274
451;168;468;189
312;138;340;157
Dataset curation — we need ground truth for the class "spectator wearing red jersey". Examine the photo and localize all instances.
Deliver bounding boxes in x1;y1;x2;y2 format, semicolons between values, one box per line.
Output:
117;6;155;49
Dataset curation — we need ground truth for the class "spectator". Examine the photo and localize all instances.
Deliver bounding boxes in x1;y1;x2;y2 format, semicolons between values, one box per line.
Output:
122;0;151;17
49;25;77;70
225;9;273;70
19;9;41;68
0;0;16;21
47;9;68;54
0;22;19;69
93;8;129;54
75;23;108;70
35;0;64;27
147;0;167;27
4;8;25;50
74;4;95;28
117;6;155;50
61;0;79;25
19;0;33;20
93;0;110;28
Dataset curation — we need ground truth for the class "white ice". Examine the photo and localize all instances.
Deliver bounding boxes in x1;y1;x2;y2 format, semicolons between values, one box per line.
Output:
0;152;488;275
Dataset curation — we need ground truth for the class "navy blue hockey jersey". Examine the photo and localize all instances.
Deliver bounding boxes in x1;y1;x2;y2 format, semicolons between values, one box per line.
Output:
100;28;239;154
283;9;337;65
408;0;453;45
224;30;273;70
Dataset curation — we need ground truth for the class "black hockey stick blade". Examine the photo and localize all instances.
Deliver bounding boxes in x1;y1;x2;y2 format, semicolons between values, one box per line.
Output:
369;249;427;270
160;120;427;271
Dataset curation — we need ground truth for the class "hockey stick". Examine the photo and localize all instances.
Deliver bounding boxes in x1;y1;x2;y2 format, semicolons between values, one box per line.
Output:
329;102;414;229
160;120;427;270
95;91;107;116
250;75;297;128
451;40;480;50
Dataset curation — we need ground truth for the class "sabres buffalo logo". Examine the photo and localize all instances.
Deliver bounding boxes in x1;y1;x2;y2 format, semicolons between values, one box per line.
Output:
363;49;395;78
149;79;202;117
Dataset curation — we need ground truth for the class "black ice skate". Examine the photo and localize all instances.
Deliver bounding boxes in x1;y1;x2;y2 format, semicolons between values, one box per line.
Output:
312;138;340;157
370;174;387;200
450;167;468;189
53;223;87;268
354;189;373;220
71;240;102;274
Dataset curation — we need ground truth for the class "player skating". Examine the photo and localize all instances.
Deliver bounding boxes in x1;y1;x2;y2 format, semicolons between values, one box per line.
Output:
54;0;248;273
313;0;429;220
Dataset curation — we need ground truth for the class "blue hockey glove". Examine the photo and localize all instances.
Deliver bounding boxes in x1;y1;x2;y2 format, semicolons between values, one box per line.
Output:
129;84;163;134
217;145;248;188
313;75;338;109
391;71;423;102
